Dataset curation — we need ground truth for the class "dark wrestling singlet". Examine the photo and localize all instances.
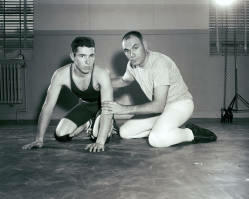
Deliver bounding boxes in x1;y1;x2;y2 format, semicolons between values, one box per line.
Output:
70;64;100;103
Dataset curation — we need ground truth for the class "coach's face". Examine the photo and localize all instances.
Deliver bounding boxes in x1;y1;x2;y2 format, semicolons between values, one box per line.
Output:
122;36;147;67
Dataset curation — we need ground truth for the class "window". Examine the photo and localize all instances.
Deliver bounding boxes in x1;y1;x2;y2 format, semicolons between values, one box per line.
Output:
209;0;249;56
0;0;34;58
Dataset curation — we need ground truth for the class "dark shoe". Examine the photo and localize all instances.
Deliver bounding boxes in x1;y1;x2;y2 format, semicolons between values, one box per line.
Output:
54;132;72;142
185;123;217;144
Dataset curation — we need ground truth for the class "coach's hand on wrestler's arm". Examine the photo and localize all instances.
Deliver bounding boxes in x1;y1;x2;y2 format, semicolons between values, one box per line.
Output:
101;101;126;114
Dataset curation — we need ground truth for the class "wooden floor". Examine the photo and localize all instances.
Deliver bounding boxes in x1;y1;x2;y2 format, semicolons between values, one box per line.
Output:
0;119;249;199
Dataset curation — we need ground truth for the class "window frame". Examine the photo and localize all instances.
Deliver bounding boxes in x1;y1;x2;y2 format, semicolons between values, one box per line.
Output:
0;0;34;58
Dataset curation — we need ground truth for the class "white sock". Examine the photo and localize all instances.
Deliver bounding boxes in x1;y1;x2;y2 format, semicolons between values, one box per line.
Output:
185;128;194;141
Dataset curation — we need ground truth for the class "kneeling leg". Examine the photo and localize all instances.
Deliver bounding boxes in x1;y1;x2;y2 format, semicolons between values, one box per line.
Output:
55;118;77;142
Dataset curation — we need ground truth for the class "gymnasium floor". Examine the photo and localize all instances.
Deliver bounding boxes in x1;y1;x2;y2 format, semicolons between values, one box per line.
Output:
0;119;249;199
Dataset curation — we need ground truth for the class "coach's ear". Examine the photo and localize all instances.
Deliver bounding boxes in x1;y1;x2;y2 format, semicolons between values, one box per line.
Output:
143;40;149;51
70;51;75;62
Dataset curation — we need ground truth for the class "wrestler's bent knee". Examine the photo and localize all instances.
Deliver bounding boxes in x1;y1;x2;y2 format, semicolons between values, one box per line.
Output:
54;131;72;142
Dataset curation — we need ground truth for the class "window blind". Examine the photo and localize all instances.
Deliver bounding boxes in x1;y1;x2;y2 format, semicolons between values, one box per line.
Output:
0;0;33;57
209;0;249;55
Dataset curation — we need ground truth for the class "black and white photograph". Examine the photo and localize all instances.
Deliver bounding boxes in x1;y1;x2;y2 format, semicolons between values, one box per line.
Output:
0;0;249;198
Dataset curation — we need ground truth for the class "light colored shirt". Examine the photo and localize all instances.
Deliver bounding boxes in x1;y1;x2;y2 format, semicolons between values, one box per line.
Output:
123;51;192;104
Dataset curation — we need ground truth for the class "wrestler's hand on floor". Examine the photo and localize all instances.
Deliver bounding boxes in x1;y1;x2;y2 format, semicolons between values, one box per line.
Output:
85;142;105;152
22;140;44;150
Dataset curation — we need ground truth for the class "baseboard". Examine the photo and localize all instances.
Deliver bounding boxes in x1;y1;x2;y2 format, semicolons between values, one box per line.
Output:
0;120;59;126
0;118;248;126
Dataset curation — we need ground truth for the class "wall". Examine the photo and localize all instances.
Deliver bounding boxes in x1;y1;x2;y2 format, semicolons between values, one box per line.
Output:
36;1;209;30
1;0;249;120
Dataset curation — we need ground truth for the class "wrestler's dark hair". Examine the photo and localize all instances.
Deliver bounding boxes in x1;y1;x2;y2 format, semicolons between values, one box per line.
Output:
122;31;143;43
71;37;95;54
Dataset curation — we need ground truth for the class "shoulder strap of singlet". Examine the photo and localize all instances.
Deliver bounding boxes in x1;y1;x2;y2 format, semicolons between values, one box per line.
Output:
69;64;73;89
88;65;95;89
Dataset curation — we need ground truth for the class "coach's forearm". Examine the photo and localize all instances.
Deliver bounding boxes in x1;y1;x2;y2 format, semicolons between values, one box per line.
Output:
123;101;165;115
111;77;131;88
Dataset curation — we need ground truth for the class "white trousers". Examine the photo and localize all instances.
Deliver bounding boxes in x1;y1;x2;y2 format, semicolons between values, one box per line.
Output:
119;99;194;147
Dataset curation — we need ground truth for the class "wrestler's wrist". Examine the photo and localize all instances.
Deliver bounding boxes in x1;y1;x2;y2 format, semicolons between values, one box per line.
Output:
96;139;105;145
35;137;43;143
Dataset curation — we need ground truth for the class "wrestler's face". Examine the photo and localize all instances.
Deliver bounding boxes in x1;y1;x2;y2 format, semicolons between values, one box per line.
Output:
122;35;147;67
72;46;95;74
